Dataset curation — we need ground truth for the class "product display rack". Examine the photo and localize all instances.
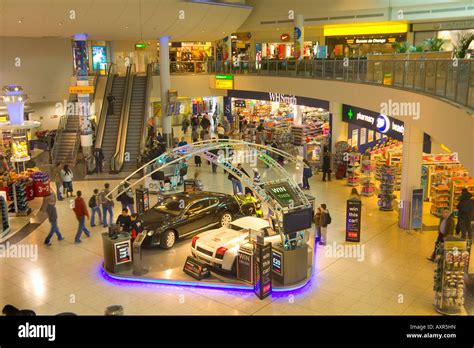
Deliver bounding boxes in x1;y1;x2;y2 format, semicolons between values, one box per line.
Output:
0;195;10;239
433;239;470;316
346;152;361;187
377;164;398;211
361;156;375;196
334;141;350;180
7;180;31;216
430;185;450;217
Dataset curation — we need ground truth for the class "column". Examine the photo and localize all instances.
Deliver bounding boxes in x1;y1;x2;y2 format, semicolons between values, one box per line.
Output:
72;33;93;154
159;36;172;148
399;124;424;229
294;14;304;60
329;101;348;152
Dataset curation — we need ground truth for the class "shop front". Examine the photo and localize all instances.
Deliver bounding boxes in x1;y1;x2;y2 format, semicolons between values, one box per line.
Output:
323;22;408;58
257;34;316;60
162;41;214;73
224;90;330;166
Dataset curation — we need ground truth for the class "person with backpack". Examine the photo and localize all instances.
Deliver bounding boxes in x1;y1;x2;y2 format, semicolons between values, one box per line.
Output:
319;203;331;245
89;189;102;227
100;183;114;227
72;190;90;244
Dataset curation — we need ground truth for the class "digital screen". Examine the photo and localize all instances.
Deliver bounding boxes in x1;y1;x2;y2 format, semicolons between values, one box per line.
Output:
282;208;312;234
234;99;246;107
92;46;107;73
266;182;298;208
272;250;282;275
114;241;131;265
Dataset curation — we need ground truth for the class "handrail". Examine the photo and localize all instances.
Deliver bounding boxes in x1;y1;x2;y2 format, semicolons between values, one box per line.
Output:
139;63;153;156
151;58;474;110
91;69;100;102
95;63;116;150
51;115;67;164
110;64;134;173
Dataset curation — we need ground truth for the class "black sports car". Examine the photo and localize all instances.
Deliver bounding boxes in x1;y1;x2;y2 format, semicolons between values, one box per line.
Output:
140;191;241;249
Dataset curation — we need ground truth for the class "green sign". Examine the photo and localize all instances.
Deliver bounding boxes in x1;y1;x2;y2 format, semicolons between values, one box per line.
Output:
215;74;233;80
347;108;354;120
135;43;146;49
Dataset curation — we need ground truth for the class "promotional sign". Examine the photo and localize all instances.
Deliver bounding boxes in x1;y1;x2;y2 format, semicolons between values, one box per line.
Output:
237;244;254;283
253;242;272;300
234;99;246;108
215;74;234;90
265;182;300;208
280;33;291;42
342;104;405;141
410;188;424;230
183;256;211;280
92;46;107;73
135;188;150;215
114;240;132;265
346;200;362;242
69;86;94;94
271;249;283;276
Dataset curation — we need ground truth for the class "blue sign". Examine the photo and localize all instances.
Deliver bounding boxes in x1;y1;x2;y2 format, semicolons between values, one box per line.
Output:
410;188;424;230
294;27;301;40
376;114;391;134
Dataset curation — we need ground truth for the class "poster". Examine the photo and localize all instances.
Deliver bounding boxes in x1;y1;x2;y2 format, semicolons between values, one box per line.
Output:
410;188;424;230
114;240;132;265
92;46;107;74
360;128;367;145
346;200;362;242
368;130;374;143
375;132;381;140
351;129;359;148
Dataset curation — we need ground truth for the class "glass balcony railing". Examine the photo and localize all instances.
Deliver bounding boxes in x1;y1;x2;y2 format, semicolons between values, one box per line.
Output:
151;58;474;109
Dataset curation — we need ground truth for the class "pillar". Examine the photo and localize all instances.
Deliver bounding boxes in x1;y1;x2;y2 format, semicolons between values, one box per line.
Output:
399;124;424;229
72;33;93;154
329;101;348;152
294;14;304;60
159;36;172;148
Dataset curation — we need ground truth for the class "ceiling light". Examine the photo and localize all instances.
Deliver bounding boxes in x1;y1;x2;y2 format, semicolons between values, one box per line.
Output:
18;19;23;24
59;22;63;26
125;26;129;29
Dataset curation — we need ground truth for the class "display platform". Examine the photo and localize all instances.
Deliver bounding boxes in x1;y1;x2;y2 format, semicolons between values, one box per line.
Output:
102;230;316;293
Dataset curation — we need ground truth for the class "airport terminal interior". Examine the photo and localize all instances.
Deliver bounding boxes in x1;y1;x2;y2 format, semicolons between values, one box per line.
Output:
0;0;473;317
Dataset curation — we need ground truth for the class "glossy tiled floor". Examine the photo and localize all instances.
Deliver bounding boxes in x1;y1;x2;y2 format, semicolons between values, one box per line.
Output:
0;161;457;316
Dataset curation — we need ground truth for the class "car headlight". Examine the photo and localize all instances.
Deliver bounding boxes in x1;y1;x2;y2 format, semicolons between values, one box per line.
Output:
147;230;155;237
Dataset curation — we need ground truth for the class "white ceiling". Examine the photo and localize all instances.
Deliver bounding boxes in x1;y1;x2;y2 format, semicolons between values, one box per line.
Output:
0;0;253;41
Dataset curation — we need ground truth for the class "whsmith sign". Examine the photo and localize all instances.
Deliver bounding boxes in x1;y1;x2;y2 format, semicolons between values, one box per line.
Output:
227;90;329;109
342;104;405;141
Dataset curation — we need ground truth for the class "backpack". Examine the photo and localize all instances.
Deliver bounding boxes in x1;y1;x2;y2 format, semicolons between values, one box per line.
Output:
326;212;332;225
88;196;97;208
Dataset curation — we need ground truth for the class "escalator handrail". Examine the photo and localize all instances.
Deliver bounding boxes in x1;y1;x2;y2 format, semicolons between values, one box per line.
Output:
110;64;135;172
139;63;153;156
95;63;116;150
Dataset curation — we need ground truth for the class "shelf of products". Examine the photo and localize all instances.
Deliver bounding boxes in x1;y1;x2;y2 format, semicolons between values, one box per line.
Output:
378;164;398;211
361;154;375;197
334;141;350;180
0;195;10;239
433;239;470;315
8;180;31;216
346;152;361;187
430;185;450;217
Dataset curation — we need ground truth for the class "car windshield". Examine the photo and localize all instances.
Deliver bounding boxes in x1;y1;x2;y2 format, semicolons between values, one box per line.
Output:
153;197;185;216
229;223;244;231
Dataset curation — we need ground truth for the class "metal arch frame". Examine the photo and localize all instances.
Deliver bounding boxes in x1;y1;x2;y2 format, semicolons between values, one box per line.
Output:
108;139;309;199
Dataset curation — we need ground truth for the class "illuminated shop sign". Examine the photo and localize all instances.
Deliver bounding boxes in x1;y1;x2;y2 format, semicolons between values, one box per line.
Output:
268;93;297;104
342;104;404;141
227;90;329;109
215;74;234;90
280;33;291;42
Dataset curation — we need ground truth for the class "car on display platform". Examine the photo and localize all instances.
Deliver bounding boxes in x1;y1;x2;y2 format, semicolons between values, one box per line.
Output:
140;191;241;249
190;216;281;274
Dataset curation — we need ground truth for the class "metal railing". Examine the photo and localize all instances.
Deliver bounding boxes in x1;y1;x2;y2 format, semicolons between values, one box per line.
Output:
151;58;474;109
51;115;68;164
140;63;153;155
95;63;116;150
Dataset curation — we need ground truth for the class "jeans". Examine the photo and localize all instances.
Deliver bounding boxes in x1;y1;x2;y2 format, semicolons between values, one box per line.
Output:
102;205;114;226
302;176;310;189
44;221;63;244
231;179;243;194
120;202;135;215
315;226;321;241
320;227;327;245
55;182;63;200
91;206;102;227
75;216;90;242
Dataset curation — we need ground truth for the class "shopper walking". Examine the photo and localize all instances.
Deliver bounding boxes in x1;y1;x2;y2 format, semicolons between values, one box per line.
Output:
93;148;105;174
117;182;135;214
322;146;332;182
89;189;102;227
428;208;455;261
61;164;74;198
313;207;322;243
72;190;90;244
44;199;64;246
302;159;312;190
52;162;63;201
100;183;114;227
457;188;473;240
181;117;190;135
319;204;331;245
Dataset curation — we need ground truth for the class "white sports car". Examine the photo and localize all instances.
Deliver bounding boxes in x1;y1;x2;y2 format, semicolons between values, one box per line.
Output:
190;216;281;273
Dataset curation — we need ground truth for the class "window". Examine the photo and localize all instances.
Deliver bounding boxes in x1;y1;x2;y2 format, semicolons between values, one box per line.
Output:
187;200;208;214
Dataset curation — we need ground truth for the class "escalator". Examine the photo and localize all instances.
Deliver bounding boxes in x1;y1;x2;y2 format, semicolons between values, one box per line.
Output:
111;64;151;173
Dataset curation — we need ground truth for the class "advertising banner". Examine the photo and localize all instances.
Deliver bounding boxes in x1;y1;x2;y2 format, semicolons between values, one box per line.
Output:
410;188;424;230
346;200;362;242
253;242;272;300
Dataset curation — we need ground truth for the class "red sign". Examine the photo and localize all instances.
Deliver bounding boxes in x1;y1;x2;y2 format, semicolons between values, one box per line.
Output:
280;33;290;42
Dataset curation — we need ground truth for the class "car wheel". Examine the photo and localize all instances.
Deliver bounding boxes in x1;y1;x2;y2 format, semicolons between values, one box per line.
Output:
220;211;233;227
231;259;237;275
160;230;176;249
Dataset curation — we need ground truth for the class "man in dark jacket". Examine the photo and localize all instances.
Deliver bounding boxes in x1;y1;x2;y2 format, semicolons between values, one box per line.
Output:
322;146;332;182
116;208;132;232
106;93;115;115
457;188;473;239
93;148;105;173
44;200;64;246
428;208;455;261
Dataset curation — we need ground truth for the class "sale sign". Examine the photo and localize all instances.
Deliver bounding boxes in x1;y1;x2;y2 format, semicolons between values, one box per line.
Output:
346;199;362;242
